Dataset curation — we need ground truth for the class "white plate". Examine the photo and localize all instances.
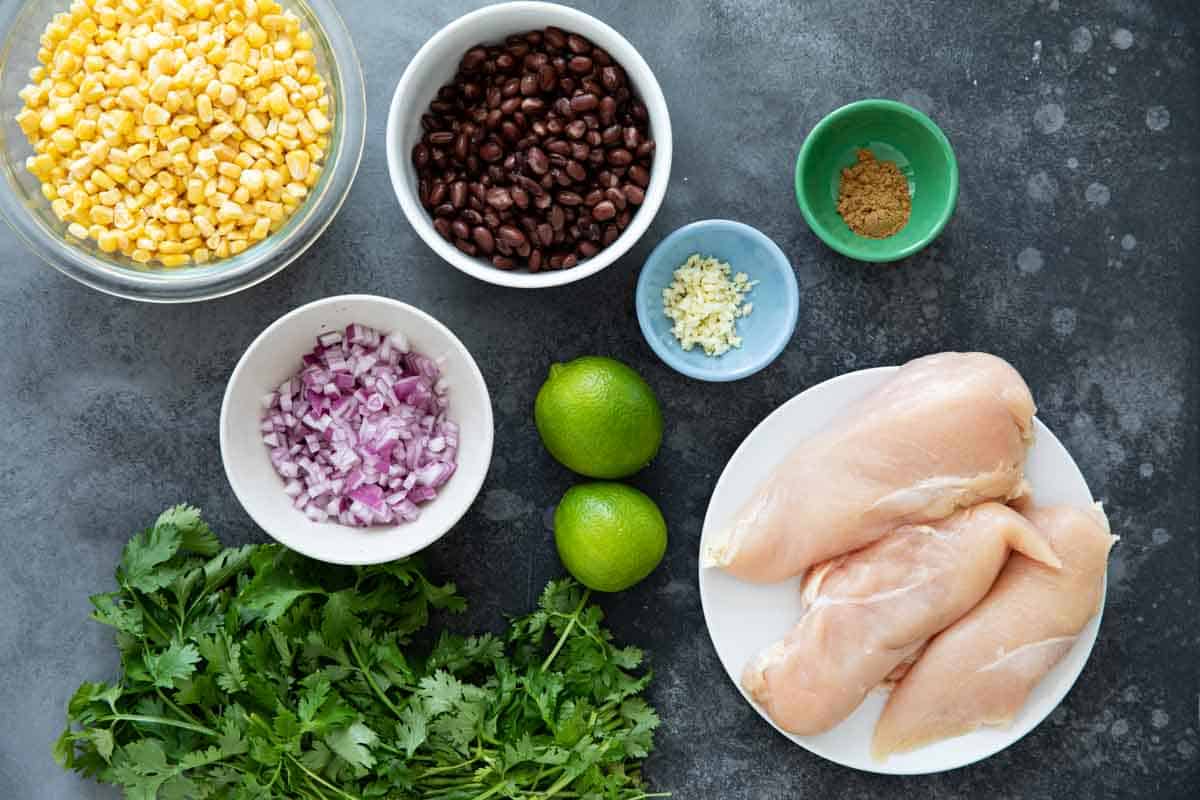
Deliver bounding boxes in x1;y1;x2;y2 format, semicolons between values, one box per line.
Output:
698;366;1104;774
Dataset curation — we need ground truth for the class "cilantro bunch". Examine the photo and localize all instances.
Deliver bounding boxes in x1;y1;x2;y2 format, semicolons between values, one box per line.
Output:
56;506;667;800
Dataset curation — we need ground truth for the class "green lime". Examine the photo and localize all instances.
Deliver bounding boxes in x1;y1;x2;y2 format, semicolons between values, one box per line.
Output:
554;482;667;592
534;356;663;479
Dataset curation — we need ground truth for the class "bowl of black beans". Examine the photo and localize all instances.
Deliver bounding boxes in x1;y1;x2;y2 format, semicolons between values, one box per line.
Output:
386;1;672;288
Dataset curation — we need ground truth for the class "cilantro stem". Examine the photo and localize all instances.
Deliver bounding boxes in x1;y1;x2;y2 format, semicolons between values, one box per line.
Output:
97;713;218;737
467;782;511;800
416;754;480;778
130;593;173;644
155;688;206;728
288;754;362;800
346;639;406;721
539;589;591;672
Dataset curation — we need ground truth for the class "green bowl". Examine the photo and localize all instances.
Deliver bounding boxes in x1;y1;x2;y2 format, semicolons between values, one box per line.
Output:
795;99;958;263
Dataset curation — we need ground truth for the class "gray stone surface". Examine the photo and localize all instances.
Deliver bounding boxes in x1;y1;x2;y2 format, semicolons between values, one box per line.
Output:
1;0;1197;797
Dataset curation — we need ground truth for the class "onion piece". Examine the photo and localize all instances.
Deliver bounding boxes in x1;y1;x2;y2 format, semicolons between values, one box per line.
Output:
260;323;458;527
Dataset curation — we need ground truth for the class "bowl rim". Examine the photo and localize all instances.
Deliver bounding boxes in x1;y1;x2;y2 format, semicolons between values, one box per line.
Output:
385;0;673;289
635;219;800;383
219;293;495;565
0;0;367;303
793;98;959;264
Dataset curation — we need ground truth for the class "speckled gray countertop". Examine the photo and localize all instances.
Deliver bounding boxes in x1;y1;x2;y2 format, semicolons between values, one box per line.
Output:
1;1;1197;797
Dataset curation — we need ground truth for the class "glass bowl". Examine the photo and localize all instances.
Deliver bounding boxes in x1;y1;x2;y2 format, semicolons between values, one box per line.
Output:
0;0;365;302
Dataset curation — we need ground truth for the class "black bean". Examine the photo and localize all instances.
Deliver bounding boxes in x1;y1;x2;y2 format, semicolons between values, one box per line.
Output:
485;187;513;209
566;34;591;54
565;160;587;182
460;47;487;71
605;187;627;210
544;27;567;49
478;141;503;162
493;224;523;247
450;180;467;208
569;93;598;113
568;56;593;74
607;148;633;166
527;146;550;174
628;164;650;188
428;181;447;206
601;66;621;91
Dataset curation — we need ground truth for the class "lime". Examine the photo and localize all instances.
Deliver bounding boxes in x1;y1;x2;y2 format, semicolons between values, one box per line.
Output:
534;356;663;479
554;483;667;592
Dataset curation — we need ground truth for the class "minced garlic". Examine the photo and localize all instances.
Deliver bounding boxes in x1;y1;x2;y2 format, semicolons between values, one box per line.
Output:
661;254;757;357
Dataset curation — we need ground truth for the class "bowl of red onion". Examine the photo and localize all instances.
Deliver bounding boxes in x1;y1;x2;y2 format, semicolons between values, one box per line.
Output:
220;295;493;564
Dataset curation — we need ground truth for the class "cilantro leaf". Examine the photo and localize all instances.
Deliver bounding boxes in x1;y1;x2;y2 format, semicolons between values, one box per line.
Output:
394;705;428;758
156;505;220;556
118;524;182;593
144;642;201;689
324;721;378;769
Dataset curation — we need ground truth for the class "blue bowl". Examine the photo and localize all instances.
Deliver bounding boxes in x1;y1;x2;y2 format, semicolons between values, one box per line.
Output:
635;220;799;382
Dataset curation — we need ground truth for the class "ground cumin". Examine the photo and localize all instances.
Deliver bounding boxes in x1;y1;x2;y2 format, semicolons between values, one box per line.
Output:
836;148;912;239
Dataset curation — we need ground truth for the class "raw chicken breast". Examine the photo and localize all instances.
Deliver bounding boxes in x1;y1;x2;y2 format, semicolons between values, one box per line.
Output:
705;353;1036;583
741;503;1060;736
872;504;1115;759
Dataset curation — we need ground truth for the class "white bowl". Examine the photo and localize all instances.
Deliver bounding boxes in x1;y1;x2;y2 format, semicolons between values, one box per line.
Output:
220;295;494;565
385;1;673;288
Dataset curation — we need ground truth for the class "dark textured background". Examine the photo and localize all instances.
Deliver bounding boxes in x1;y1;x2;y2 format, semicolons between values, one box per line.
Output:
1;0;1197;797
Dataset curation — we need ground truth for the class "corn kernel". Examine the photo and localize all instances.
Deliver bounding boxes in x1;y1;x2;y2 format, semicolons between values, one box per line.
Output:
196;93;213;123
285;149;309;181
51;128;77;153
142;102;170;126
160;253;190;267
97;229;120;252
306;107;330;134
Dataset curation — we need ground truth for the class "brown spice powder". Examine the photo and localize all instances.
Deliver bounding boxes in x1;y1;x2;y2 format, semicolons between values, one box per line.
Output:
836;149;912;239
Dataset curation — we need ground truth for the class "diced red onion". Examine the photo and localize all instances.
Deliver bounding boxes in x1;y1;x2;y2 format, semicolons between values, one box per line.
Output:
260;322;459;527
